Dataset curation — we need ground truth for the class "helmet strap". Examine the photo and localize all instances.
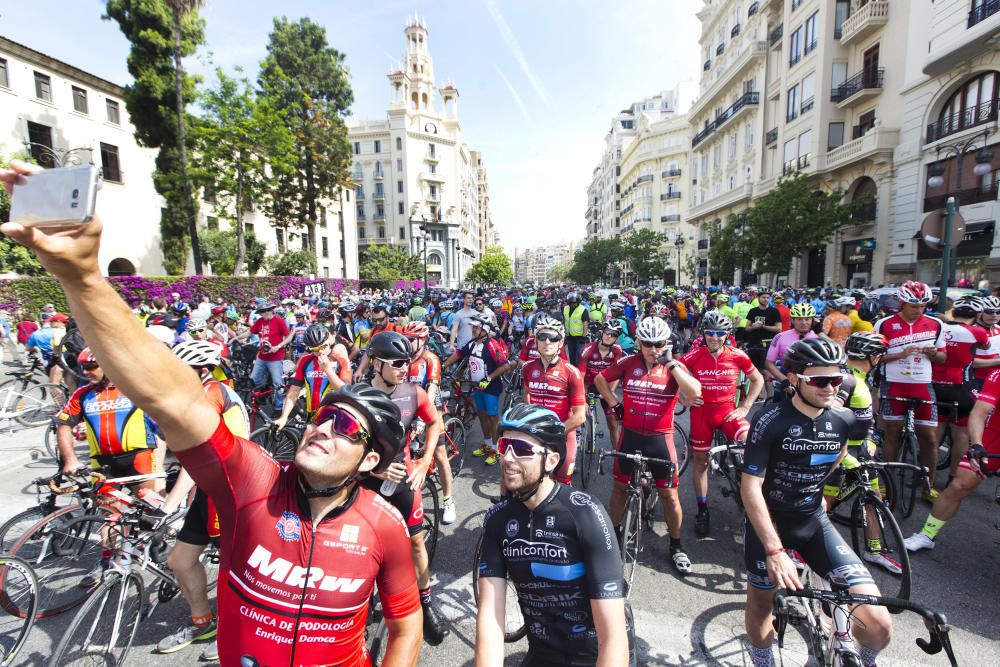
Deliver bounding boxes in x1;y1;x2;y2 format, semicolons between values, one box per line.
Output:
298;447;369;499
510;456;551;502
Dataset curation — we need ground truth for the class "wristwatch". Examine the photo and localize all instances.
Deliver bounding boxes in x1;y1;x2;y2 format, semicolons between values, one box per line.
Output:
666;361;680;372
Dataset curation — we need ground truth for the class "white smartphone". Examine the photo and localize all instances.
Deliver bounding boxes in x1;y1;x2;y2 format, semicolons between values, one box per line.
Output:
8;164;102;227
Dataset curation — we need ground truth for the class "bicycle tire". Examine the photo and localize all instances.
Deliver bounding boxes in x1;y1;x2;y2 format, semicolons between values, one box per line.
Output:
620;493;642;599
722;447;744;510
45;422;90;466
0;506;51;555
48;571;144;666
849;494;911;607
14;383;67;428
673;426;691;478
0;555;38;666
8;507;106;618
365;591;389;665
471;533;526;642
579;412;596;489
420;479;440;568
897;432;919;519
443;417;467;479
936;427;952;472
249;425;300;462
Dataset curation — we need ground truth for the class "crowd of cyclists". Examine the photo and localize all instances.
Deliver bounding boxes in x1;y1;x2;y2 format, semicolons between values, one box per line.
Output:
0;160;994;666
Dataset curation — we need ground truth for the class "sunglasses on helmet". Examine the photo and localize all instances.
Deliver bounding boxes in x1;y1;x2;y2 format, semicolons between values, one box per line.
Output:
377;358;409;369
497;436;547;459
308;405;370;443
798;374;844;388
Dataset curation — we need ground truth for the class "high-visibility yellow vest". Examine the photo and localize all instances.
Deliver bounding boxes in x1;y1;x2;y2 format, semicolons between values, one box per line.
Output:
590;302;607;323
563;305;587;337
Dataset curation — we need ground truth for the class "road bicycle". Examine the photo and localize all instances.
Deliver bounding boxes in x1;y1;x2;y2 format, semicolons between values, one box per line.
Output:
471;497;527;643
247;385;302;461
773;574;958;667
882;396;944;518
42;420;89;465
500;363;523;415
576;390;606;489
0;555;39;667
0;379;66;430
706;429;745;511
442;360;476;429
598;449;675;598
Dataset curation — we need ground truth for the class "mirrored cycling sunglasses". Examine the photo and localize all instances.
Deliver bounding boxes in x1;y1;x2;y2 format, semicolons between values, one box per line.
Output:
376;357;409;369
703;330;728;337
640;340;667;348
798;374;844;388
308;405;371;443
497;436;547;459
536;332;562;342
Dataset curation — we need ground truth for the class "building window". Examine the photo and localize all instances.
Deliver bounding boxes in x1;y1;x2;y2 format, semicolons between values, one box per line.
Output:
204;185;216;203
322;237;329;257
353;141;360;154
206;216;219;231
34;72;52;102
786;84;800;121
276;227;285;252
397;180;404;193
396;137;402;150
398;201;405;215
359;226;366;239
100;143;122;183
828;122;845;150
856;110;876;138
374;140;381;153
801;72;816;113
320;208;328;227
345;190;351;202
106;99;121;124
376;203;385;218
0;58;8;88
357;204;365;219
804;12;818;54
245;222;254;236
428;143;436;158
745;121;754;148
26;121;54;167
374;182;384;196
399;226;406;240
72;86;88;114
792;0;803;10
934;71;999;141
374;161;383;178
789;27;802;66
377;226;386;239
835;0;850;37
396;159;403;171
783;139;797;173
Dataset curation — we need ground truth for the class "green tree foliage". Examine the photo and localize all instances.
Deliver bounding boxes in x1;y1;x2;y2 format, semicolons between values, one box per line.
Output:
198;229;265;276
192;69;295;275
263;250;317;277
359;244;423;284
706;216;752;285
621;229;668;282
259;17;354;253
567;237;622;285
104;0;205;274
0;156;45;276
465;247;514;285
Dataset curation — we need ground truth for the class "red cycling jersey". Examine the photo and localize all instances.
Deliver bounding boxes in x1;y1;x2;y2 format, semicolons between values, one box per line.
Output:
522;357;586;421
679;344;754;404
177;421;420;666
407;348;442;388
973;368;1000;432
932;321;988;385
974;324;1000;382
875;313;945;384
577;341;624;385
600;355;681;434
518;336;568;364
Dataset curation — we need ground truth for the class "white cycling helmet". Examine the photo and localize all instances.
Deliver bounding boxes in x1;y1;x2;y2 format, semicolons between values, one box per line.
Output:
185;317;208;333
172;340;221;368
534;314;565;336
636;317;671;343
835;296;856;309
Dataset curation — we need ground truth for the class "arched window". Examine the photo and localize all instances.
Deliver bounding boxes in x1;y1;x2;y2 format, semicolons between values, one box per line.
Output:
107;258;135;276
396;137;402;150
931;71;999;142
851;176;877;221
427;253;443;266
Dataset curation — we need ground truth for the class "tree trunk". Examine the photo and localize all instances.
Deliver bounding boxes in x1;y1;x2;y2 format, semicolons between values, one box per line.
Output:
234;164;247;276
172;9;202;274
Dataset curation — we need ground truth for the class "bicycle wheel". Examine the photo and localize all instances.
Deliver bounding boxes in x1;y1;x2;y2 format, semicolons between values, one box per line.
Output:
365;590;389;665
8;507;106;618
471;533;526;642
936;427;952;472
443;417;467;479
420;479;440;568
0;506;51;554
849;494;911;606
0;556;38;666
45;422;90;466
620;493;642;599
673;426;691;478
200;542;221;593
14;383;67;428
249;425;300;461
722;447;744;510
48;571;144;666
897;432;919;519
578;412;595;489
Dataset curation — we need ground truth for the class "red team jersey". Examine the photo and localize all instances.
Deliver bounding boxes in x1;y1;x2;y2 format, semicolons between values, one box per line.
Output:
518;336;568;363
932;322;988;385
600;355;681;434
407;349;442;388
975;324;1000;382
874;313;945;384
679;345;754;405
177;421;420;666
577;342;624;385
522;358;586;421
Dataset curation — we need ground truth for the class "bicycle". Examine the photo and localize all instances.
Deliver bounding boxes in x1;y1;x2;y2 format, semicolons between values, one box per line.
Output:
882;396;944;518
597;449;675;598
0;380;67;430
500;363;523;415
247;386;302;461
47;495;219;666
442;361;476;429
471;497;527;643
0;555;39;666
706;429;745;511
774;575;958;667
576;390;606;489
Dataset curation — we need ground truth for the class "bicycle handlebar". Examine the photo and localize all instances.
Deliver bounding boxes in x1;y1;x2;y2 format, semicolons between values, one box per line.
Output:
597;449;675;477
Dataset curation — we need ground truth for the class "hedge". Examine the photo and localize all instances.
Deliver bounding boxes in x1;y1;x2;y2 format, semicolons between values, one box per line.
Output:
0;276;362;313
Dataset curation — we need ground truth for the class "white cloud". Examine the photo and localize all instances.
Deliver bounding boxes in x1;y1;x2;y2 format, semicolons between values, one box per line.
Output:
494;65;531;121
483;0;550;107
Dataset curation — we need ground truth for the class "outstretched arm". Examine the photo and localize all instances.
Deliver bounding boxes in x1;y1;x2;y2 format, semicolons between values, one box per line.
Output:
1;161;219;452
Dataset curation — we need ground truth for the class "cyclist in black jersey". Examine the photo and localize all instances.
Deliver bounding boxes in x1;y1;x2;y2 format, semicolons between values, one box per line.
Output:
741;336;892;667
476;404;631;667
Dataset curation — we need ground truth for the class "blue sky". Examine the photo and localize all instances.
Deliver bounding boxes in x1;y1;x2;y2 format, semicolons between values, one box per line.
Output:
1;0;701;251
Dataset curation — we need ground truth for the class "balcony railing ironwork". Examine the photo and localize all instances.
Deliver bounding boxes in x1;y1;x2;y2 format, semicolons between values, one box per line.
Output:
830;68;884;103
748;1;759;17
717;43;726;55
770;23;783;45
661;214;682;222
926;98;999;143
970;0;1000;27
732;24;741;38
854;200;877;221
691;92;761;147
704;59;712;71
923;184;1000;212
662;168;682;178
766;127;778;144
661;192;682;201
697;239;709;250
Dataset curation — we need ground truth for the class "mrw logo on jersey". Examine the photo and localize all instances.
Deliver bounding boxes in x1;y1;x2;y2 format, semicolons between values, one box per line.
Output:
246;545;365;592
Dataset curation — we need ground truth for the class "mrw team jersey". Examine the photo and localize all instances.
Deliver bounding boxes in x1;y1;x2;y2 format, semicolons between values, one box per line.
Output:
522;358;586;422
600;355;682;434
932;321;988;385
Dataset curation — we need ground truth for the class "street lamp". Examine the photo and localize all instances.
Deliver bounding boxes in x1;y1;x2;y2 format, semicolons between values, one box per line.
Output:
674;233;685;286
21;142;94;169
410;205;430;301
926;128;994;312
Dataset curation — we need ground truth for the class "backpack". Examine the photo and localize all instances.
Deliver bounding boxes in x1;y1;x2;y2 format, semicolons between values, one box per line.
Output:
60;327;86;357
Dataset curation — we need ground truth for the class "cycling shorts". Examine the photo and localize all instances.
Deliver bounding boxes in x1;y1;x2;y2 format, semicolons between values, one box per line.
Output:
932;382;976;427
958;428;1000;475
614;428;678;489
93;449;156;480
744;509;874;590
360;475;424;537
879;382;938;427
472;390;500;416
177;488;221;546
689;402;750;453
746;347;768;372
552;428;577;485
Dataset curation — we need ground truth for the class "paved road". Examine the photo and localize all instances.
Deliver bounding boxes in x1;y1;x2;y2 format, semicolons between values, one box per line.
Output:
0;368;998;665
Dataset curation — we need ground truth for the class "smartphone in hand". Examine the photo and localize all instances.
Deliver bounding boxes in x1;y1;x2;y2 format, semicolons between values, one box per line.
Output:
8;164;101;227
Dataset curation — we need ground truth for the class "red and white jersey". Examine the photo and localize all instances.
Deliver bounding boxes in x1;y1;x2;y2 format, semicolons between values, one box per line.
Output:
518;336;568;364
974;324;1000;382
932;321;988;385
600;355;681;434
577;341;624;385
679;344;755;405
523;358;585;421
973;368;1000;431
875;313;945;384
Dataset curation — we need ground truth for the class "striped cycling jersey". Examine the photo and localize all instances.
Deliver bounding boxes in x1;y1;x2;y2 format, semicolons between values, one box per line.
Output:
57;381;158;458
288;350;352;413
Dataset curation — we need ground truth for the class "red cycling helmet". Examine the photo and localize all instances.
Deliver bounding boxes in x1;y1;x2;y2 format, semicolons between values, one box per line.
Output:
897;280;932;305
402;321;430;340
77;347;98;365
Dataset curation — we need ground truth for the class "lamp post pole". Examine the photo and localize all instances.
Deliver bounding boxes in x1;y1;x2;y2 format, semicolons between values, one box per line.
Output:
421;222;429;302
674;235;685;286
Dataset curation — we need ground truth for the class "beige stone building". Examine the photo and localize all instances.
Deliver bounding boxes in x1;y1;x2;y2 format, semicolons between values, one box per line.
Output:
470;150;498;255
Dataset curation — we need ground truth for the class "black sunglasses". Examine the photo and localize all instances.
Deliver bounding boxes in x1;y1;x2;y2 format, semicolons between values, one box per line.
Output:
640;340;667;349
536;332;563;342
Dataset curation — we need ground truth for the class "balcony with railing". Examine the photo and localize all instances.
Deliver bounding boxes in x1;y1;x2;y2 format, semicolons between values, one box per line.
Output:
732;24;741;38
636;174;654;184
769;23;783;47
372;192;385;202
662;214;682;222
766;127;778;144
356;191;365;200
692;92;761;147
662;168;682;178
373;170;384;180
697;239;709;250
748;1;759;17
926;98;999;144
923;183;1000;212
661;192;682;201
801;96;815;114
970;0;1000;27
854;200;877;221
831;68;884;107
690;41;768;118
826;125;899;170
840;0;889;44
783;154;812;175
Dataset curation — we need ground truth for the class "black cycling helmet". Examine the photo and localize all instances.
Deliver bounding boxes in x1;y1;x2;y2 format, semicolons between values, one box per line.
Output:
304;324;330;349
497;403;567;467
845;331;889;360
317;384;404;474
368;331;412;361
857;299;881;323
783;335;847;374
146;312;168;328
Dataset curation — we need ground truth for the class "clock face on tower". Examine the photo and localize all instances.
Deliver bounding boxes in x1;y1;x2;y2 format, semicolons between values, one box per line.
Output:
424;122;438;134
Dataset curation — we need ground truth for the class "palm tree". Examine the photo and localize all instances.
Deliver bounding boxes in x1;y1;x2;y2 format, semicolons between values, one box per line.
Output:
165;0;204;274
